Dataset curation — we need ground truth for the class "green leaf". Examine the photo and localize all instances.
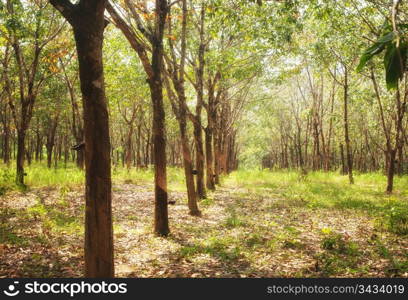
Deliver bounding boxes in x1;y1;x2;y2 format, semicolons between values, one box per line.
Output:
383;43;407;90
356;32;395;72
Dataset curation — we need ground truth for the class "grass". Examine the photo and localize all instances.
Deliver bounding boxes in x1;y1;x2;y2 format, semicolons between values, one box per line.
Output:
225;169;408;236
179;236;242;261
0;162;84;191
1;164;408;277
2;164;408;239
0;161;186;192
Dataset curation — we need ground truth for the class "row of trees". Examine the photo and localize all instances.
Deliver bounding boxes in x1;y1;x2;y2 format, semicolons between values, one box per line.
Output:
248;0;408;193
0;0;276;276
2;0;406;277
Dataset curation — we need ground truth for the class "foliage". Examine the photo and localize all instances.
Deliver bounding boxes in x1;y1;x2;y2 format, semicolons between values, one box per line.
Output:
357;26;408;90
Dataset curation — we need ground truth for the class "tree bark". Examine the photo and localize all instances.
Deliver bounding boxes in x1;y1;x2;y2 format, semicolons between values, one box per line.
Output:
46;114;59;169
149;0;170;236
107;0;170;236
205;127;215;190
386;149;396;193
16;130;26;186
50;0;114;277
193;4;207;198
194;122;206;199
343;66;354;184
180;118;201;216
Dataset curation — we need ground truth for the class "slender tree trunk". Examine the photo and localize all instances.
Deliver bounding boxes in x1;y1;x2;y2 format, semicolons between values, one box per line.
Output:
397;144;403;175
136;124;142;168
46;145;53;169
107;0;171;234
180;118;201;216
16;130;26;186
340;143;346;175
194;4;207;197
213;129;220;184
205;127;215;190
46;117;59;169
386;149;396;193
343;67;354;184
194;122;206;199
3;124;10;165
149;79;169;235
125;126;134;169
148;1;170;236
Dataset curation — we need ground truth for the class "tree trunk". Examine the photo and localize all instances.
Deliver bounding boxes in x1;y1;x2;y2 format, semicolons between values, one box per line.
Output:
136;124;142;168
386;149;396;193
149;79;170;235
46;144;53;169
214;128;220;184
193;4;207;197
125;126;134;169
74;22;114;277
343;67;354;184
194;122;206;199
205;127;215;190
3;124;10;165
340;143;346;175
76;149;84;169
180;119;201;216
50;0;115;277
16;130;26;186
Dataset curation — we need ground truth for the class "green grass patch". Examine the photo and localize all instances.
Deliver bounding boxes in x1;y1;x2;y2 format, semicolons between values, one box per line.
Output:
0;162;188;193
224;209;247;228
317;231;362;276
179;236;242;261
226;169;408;236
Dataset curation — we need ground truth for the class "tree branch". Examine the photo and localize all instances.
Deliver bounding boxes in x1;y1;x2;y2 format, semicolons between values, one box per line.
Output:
49;0;76;25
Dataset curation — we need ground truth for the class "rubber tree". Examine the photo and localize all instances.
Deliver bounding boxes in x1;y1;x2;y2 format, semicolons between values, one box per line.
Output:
49;0;114;277
107;0;170;236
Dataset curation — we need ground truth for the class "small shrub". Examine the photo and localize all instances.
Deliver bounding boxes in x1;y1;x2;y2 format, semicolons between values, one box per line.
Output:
387;207;408;235
321;232;359;256
282;239;305;250
0;168;15;195
245;233;265;248
200;197;214;207
225;212;246;228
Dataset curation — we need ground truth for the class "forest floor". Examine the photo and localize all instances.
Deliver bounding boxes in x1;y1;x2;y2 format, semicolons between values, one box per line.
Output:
0;167;408;277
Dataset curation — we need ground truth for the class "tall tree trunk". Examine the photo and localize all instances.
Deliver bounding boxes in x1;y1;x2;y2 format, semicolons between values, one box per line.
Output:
149;78;169;235
106;0;170;234
343;66;354;184
193;3;207;198
51;0;114;277
149;0;170;236
74;19;113;278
